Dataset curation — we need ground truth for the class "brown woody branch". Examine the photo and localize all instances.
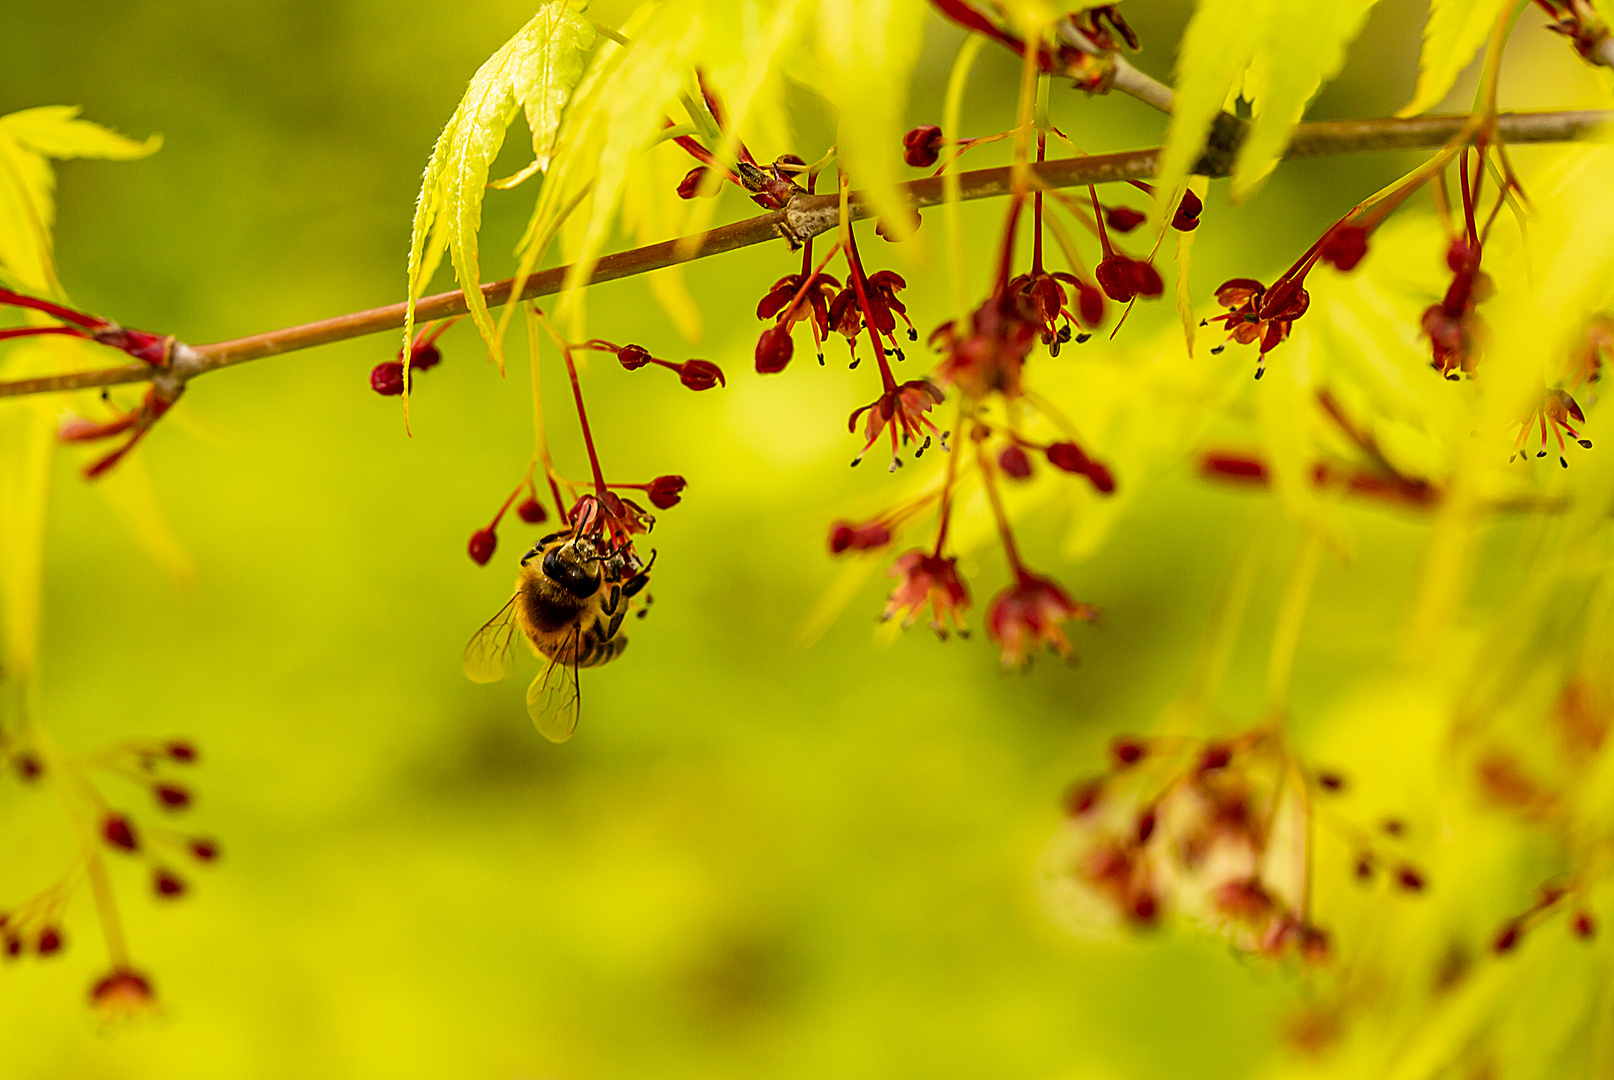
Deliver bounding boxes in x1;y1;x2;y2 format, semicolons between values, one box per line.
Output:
0;108;1607;401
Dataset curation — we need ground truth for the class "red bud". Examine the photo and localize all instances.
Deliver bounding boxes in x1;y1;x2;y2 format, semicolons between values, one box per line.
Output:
516;497;548;524
617;344;652;370
1104;206;1147;233
755;323;794;374
153;869;186;899
679;360;726;391
369;361;405;396
154;784;191;811
998;445;1032;479
102;814;138;853
410;343;443;372
677;166;709;199
36;927;63;956
648;475;687;509
165;740;196;763
468;528;497;566
902;125;943;168
1320;224;1369;272
1172;190;1203;231
189;838;220;862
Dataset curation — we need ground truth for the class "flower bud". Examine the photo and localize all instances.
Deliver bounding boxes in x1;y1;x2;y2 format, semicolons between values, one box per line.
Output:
1172;190;1203;231
165;740;197;763
1493;921;1521;953
189;837;221;862
154;784;191;811
616;344;652;370
677;166;709;199
102;814;138;853
648;475;687;510
1077;283;1105;328
1104;206;1147;233
13;752;42;781
679;359;726;391
1064;780;1102;816
516;497;548;524
1319;225;1369;272
755;323;794;374
370;361;406;396
998;445;1032;479
902;124;944;168
1109;736;1146;767
468;527;497;566
36;927;63;956
1197;743;1232;772
153;868;186;899
1395;865;1426;892
1573;911;1597;939
410;343;443;372
1315;770;1345;792
828;520;892;555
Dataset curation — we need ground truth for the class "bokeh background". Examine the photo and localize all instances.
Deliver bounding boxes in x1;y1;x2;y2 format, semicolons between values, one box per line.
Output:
1;2;1609;1077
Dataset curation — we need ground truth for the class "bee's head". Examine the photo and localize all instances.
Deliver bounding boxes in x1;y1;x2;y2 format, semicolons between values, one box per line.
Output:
541;538;603;599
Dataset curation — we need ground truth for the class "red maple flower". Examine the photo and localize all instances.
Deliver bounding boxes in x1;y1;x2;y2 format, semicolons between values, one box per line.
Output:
1009;270;1104;354
930;288;1041;399
883;550;970;636
986;571;1098;667
1206;277;1311;378
1513;387;1593;467
848;379;946;469
757;271;840;343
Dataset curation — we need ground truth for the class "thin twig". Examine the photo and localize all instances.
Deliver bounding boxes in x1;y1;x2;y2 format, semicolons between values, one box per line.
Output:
0;109;1606;401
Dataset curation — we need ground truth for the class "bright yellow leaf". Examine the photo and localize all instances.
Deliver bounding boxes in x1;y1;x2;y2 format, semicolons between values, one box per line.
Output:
1399;0;1513;117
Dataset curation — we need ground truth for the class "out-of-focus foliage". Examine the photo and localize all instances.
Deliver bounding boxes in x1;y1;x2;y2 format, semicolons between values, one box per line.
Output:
5;1;1614;1079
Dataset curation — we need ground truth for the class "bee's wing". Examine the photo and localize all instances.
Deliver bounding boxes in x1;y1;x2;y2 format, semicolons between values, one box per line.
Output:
463;594;520;684
526;633;582;743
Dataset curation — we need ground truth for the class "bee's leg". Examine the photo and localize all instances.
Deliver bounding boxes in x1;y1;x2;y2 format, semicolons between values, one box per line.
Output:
623;572;650;598
604;607;626;642
602;582;622;616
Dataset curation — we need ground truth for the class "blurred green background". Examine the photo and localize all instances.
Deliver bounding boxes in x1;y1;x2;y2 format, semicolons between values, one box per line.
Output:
1;2;1602;1077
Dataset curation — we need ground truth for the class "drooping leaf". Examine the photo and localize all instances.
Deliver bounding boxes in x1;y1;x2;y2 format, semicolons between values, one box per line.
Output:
1230;0;1385;200
1398;0;1513;117
814;0;929;239
403;2;598;379
0;395;53;683
0;106;160;295
1153;0;1274;221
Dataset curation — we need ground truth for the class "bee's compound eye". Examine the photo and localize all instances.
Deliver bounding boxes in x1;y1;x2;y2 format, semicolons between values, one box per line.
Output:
543;546;602;598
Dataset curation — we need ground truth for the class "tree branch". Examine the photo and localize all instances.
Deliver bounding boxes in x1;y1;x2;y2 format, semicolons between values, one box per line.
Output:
0;108;1606;401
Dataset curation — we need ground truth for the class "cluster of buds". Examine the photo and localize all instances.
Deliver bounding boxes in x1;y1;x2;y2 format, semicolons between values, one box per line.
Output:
670;76;806;214
582;339;725;391
466;470;685;566
370;317;458;396
1;731;218;1021
0;287;195;479
1049;731;1425;959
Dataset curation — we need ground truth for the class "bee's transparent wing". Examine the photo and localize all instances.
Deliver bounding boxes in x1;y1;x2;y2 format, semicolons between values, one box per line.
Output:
463;595;520;684
527;635;581;743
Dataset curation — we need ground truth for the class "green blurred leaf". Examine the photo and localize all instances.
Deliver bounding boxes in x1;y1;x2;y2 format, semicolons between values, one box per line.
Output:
1398;0;1512;117
1153;0;1272;221
1230;0;1383;200
814;0;928;238
403;2;598;375
0;106;159;296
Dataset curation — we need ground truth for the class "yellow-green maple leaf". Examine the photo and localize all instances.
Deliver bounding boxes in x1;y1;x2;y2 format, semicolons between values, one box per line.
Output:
1399;0;1514;117
403;2;598;380
1231;0;1385;200
0;105;160;295
1153;0;1274;220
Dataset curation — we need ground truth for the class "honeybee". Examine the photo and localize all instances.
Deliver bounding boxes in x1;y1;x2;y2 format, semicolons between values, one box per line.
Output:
463;528;650;742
